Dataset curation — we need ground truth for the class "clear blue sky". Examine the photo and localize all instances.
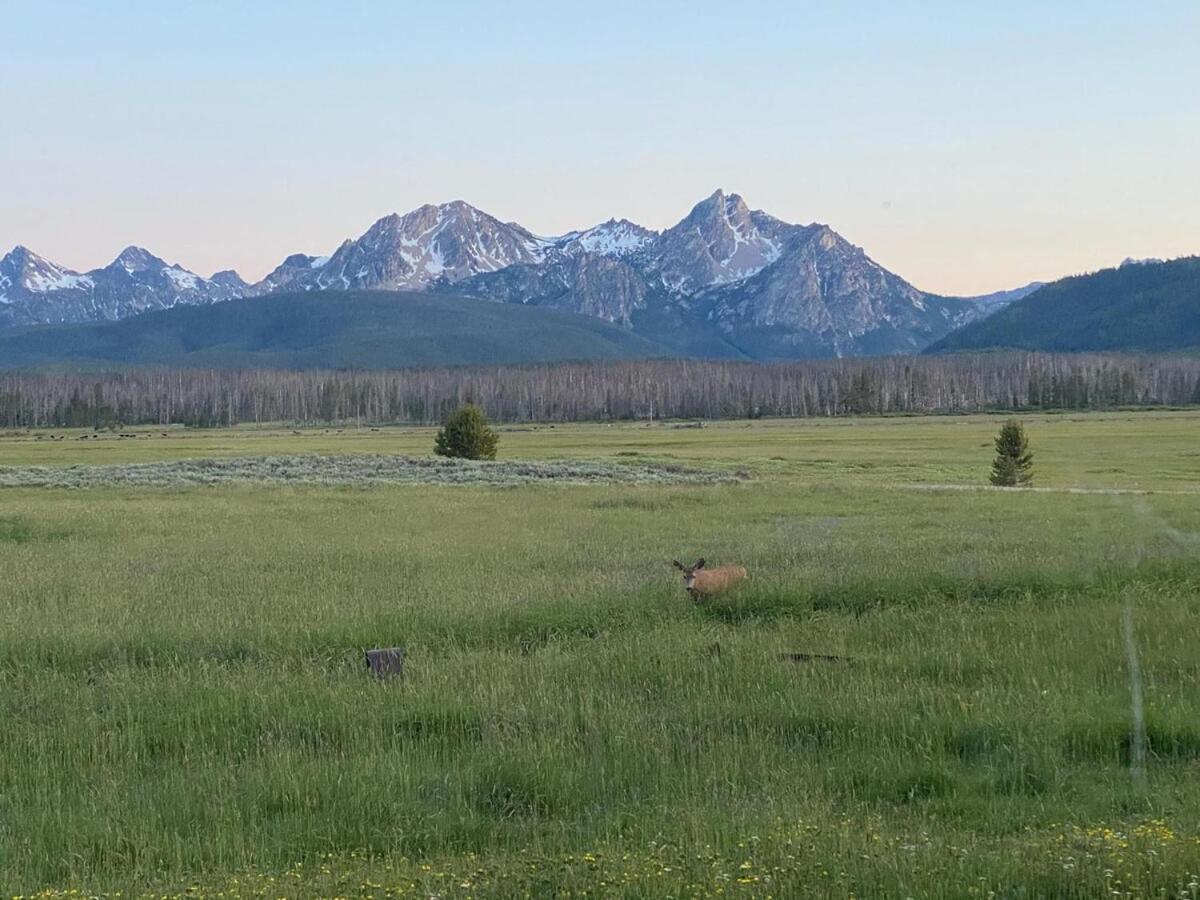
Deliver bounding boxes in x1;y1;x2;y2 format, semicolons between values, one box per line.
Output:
3;0;1197;294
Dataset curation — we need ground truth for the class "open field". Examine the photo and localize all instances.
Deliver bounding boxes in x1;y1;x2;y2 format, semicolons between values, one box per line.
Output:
3;409;1199;488
2;411;1200;897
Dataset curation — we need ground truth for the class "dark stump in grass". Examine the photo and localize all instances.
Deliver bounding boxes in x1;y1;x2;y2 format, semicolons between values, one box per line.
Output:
365;647;406;680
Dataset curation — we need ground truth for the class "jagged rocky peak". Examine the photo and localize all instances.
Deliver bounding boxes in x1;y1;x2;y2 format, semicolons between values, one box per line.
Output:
651;189;791;294
111;245;167;274
2;244;35;268
359;200;533;249
677;189;790;242
683;188;751;227
282;200;551;293
1;245;93;293
3;244;48;267
104;246;214;294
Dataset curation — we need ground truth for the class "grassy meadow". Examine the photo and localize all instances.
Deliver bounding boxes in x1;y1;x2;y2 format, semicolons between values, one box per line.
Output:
2;411;1199;897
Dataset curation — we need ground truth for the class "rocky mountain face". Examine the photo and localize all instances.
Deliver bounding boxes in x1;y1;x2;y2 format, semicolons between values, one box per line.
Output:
250;201;549;295
647;191;791;294
692;223;972;358
1;191;1030;358
0;245;243;329
459;251;654;327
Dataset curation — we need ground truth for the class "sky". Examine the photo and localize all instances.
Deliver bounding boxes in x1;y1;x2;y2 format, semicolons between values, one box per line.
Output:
2;0;1198;295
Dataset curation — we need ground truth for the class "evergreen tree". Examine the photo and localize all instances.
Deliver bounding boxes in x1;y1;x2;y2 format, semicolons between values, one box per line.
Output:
990;419;1033;487
434;404;499;460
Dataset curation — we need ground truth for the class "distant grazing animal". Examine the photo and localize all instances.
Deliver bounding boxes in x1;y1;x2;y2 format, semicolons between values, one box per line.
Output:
672;558;748;603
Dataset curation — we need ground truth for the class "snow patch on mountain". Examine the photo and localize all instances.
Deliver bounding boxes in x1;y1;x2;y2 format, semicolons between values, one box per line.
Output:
555;219;657;257
164;267;200;291
28;268;94;293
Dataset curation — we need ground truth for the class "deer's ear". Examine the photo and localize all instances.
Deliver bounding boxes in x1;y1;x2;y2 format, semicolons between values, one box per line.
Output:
672;560;685;570
695;558;706;569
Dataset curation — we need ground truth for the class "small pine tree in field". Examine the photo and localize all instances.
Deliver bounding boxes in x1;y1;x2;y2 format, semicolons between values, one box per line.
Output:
990;419;1033;487
434;404;499;460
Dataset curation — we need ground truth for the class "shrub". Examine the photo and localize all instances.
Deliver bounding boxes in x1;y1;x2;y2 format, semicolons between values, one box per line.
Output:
433;405;499;460
990;419;1033;487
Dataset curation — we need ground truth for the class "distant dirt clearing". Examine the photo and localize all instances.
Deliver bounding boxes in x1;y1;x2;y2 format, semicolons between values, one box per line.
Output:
0;454;743;489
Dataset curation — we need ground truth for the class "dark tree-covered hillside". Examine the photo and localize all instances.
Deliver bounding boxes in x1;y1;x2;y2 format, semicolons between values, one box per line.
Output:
0;290;670;371
927;257;1200;353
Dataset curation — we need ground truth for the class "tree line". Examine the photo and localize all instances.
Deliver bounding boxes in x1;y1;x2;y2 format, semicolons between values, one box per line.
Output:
1;353;1198;429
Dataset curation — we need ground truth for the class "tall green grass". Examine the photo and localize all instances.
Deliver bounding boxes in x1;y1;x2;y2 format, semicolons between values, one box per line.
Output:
2;414;1199;896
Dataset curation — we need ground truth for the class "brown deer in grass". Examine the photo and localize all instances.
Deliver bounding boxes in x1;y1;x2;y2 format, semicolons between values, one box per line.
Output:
672;558;748;603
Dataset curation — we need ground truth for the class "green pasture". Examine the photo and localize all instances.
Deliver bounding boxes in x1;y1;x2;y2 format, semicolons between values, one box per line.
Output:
2;411;1199;897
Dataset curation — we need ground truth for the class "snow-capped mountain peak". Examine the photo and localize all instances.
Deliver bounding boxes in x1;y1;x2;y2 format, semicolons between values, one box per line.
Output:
0;244;241;327
104;247;214;296
553;219;657;258
1;245;94;296
253;200;551;294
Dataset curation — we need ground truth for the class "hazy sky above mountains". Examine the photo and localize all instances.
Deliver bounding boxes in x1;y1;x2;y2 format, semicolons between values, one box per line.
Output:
3;1;1197;295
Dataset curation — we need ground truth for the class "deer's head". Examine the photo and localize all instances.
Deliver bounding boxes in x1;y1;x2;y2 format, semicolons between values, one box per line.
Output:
672;558;706;590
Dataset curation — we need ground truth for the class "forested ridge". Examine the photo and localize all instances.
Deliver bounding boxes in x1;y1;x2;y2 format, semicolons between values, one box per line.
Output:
2;353;1198;429
928;256;1200;353
0;290;668;370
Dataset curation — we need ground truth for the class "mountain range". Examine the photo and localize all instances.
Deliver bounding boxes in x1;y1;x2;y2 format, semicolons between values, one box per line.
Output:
0;245;246;329
0;191;1041;360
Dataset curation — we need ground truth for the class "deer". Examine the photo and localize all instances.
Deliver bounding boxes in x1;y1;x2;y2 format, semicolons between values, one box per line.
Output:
672;558;748;603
